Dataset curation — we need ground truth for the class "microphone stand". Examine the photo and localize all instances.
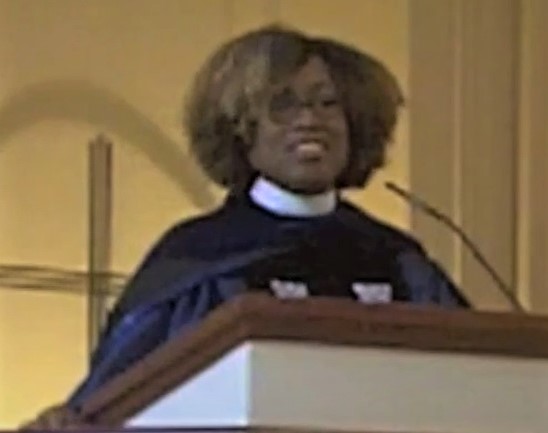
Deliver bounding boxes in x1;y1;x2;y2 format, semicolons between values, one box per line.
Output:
386;182;525;312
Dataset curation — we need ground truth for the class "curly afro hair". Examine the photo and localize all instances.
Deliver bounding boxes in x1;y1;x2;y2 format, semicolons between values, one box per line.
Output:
184;24;403;191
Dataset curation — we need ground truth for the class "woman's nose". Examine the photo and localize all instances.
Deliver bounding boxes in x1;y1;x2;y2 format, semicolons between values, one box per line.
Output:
292;103;322;127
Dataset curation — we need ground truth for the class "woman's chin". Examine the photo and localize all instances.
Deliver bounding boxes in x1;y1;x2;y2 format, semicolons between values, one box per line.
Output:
281;176;335;195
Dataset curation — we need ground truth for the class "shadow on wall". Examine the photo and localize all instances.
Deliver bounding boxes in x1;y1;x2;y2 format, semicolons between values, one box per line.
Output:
0;79;214;209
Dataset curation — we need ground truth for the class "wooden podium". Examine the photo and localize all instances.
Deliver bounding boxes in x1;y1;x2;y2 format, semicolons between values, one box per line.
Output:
79;294;548;433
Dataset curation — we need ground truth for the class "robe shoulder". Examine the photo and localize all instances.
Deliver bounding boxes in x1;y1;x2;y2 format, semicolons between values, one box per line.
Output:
108;205;233;321
338;201;425;254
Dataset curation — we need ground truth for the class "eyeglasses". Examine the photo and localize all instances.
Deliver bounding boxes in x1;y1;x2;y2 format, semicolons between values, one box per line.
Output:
267;88;344;125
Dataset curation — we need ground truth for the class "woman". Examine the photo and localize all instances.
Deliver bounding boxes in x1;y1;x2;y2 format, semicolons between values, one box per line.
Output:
23;24;468;429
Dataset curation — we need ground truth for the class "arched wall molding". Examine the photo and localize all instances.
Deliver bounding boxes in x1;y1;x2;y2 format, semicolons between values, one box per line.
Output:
0;79;215;209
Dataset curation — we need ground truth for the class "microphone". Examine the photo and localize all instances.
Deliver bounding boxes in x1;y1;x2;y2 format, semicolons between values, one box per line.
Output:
385;181;525;312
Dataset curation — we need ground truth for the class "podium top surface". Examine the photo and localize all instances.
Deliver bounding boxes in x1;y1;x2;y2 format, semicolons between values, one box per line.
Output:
80;294;548;425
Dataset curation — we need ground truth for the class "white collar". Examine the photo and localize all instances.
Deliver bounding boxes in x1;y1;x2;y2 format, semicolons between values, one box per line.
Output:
249;177;337;217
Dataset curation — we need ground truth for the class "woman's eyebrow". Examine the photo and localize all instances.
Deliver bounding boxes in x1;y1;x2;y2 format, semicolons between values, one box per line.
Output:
297;81;337;96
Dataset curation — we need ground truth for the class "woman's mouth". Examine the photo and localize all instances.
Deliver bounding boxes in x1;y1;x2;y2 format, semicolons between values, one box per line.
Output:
292;141;327;160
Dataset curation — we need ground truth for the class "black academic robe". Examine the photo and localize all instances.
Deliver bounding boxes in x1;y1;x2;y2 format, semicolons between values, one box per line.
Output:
68;193;469;411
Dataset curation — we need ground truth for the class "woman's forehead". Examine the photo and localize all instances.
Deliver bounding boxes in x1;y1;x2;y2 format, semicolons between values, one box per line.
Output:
269;56;337;93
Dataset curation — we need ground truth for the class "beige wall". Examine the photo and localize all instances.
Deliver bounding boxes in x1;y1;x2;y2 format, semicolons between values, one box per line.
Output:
409;0;547;312
0;0;410;427
409;0;518;309
518;0;548;311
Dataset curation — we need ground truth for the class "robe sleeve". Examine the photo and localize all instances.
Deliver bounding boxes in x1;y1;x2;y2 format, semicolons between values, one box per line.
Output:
65;227;184;412
396;249;470;308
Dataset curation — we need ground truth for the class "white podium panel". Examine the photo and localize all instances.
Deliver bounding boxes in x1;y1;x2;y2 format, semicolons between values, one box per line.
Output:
127;340;548;433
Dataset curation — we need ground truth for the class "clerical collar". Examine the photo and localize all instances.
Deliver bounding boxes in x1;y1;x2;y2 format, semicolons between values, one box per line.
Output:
249;177;337;217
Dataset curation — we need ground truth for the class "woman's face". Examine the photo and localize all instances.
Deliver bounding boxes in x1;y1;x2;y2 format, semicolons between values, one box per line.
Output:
248;56;349;194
